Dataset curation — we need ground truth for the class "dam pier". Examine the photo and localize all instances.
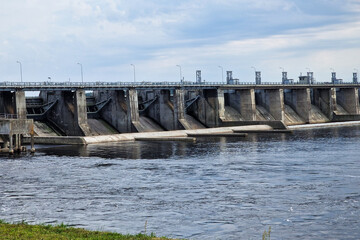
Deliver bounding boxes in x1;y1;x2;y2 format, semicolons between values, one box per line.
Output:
1;71;360;150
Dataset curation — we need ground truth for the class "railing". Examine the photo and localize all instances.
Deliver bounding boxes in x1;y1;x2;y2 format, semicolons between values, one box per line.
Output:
0;113;18;119
0;81;359;88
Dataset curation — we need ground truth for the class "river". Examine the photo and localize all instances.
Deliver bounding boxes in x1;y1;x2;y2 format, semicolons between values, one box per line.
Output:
1;126;360;239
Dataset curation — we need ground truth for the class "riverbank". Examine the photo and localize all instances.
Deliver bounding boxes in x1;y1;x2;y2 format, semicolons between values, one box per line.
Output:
0;220;174;240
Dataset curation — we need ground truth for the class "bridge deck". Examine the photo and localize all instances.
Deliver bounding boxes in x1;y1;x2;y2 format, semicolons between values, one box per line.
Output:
0;81;359;91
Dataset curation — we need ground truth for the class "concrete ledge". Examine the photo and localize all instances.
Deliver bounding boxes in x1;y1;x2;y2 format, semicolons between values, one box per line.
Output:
220;121;287;129
289;121;360;130
332;114;360;122
135;137;196;142
233;129;292;134
187;133;247;137
24;136;87;145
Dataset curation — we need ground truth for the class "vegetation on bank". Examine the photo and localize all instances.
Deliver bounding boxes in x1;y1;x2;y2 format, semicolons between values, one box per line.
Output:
0;220;174;240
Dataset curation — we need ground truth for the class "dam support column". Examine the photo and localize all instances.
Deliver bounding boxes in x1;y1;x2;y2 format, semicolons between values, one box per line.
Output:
128;89;141;131
239;89;256;120
0;90;27;118
336;88;359;114
15;91;27;119
41;90;92;136
217;89;225;121
284;88;311;123
312;88;336;120
257;89;285;122
96;90;133;133
193;89;220;128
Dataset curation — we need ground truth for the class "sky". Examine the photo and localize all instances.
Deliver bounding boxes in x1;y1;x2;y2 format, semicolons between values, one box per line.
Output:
0;0;360;83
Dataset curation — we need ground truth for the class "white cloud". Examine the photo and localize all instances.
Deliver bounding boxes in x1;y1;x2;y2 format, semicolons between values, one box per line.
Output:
0;0;359;83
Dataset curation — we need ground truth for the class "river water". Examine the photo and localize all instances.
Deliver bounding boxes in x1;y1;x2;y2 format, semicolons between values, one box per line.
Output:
0;126;360;239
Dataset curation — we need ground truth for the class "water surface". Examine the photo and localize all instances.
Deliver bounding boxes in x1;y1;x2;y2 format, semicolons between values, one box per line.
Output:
1;127;360;239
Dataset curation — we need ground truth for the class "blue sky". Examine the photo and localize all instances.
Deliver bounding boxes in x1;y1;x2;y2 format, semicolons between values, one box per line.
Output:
1;0;360;83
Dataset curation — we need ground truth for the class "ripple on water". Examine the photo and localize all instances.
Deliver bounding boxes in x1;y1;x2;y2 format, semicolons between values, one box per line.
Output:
0;127;360;239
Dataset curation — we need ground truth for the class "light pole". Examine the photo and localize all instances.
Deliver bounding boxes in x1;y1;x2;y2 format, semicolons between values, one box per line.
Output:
130;64;136;82
176;65;182;82
16;61;23;82
218;66;224;83
77;62;83;83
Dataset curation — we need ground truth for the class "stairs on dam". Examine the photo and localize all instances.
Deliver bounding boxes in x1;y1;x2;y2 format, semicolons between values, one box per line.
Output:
335;104;349;115
223;106;243;121
310;105;329;123
284;104;305;125
180;114;206;130
133;116;164;132
256;106;275;121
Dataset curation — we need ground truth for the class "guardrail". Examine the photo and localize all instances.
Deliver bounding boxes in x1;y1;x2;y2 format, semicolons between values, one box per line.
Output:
0;113;18;119
0;81;359;88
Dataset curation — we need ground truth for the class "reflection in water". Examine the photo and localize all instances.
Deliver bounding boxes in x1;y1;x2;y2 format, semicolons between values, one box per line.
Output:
0;126;360;239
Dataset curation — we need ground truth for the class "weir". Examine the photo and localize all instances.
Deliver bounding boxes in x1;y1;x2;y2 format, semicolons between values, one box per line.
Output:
0;81;359;145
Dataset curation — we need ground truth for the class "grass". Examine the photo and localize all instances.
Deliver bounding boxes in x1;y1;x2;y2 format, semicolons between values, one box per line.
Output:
0;220;174;240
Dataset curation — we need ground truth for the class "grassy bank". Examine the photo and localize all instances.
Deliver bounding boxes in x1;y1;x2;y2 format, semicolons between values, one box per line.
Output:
0;220;174;240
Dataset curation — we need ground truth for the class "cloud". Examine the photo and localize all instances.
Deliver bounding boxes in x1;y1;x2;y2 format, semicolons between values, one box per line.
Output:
0;0;359;83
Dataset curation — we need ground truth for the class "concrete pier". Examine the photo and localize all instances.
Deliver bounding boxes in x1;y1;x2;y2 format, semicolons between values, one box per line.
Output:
284;88;311;123
312;88;336;120
336;88;359;114
256;89;285;121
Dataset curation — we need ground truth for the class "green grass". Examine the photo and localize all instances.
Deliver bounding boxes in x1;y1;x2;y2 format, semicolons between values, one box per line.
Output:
0;220;174;240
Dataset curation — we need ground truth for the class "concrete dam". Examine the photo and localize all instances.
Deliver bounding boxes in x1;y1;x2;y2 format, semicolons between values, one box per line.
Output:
1;74;360;151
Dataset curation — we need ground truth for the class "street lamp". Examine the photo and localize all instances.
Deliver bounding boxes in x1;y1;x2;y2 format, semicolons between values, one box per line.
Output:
77;62;84;83
218;66;224;83
16;61;23;82
176;65;182;82
130;64;136;82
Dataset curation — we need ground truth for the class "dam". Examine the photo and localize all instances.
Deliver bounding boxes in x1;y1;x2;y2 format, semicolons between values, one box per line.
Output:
1;71;360;151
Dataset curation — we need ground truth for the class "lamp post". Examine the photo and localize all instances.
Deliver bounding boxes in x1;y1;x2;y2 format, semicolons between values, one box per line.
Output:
218;66;224;83
16;61;23;82
77;62;83;83
176;65;182;82
130;64;136;82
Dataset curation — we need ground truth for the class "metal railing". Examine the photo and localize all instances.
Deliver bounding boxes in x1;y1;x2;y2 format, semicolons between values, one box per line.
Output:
0;113;18;119
0;81;359;89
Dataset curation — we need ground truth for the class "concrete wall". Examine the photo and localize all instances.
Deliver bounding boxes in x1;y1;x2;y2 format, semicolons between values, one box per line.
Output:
0;91;26;118
312;88;336;119
188;89;220;128
336;88;359;114
228;89;256;120
95;90;133;133
41;90;92;136
284;88;311;123
138;89;187;131
256;89;285;121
